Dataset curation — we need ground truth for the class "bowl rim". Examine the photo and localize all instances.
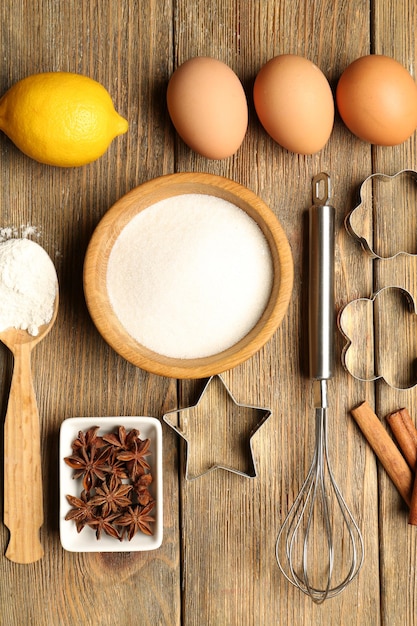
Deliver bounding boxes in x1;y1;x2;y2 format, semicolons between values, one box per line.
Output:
83;172;293;378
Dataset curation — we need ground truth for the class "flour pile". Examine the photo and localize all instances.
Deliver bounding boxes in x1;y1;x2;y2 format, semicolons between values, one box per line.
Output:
0;238;58;336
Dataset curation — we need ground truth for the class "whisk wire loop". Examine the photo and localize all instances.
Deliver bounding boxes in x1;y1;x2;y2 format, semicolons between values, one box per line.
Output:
276;407;364;604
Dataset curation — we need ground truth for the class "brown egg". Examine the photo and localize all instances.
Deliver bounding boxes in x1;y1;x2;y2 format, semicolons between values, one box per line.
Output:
336;55;417;145
166;57;248;159
253;54;334;154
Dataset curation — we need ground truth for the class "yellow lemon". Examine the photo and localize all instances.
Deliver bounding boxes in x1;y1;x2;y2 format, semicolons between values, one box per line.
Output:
0;72;128;167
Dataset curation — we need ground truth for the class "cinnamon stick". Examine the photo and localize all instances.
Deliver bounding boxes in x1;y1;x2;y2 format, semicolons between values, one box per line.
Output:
387;408;417;526
385;407;417;525
386;408;417;471
350;401;413;507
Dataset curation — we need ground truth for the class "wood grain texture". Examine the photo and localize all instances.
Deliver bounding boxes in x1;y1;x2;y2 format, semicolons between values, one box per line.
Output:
371;2;417;624
176;0;377;624
0;0;416;625
0;1;180;625
3;341;44;564
2;297;58;564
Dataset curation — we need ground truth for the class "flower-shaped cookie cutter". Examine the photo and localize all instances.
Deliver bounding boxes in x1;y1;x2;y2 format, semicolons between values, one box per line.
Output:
346;169;417;261
340;169;417;390
339;285;417;391
162;374;271;480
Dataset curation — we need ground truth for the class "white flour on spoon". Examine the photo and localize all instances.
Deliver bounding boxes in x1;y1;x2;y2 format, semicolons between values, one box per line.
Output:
0;238;57;336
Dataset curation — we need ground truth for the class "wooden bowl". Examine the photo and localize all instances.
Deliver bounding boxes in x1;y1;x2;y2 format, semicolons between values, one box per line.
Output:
83;173;293;378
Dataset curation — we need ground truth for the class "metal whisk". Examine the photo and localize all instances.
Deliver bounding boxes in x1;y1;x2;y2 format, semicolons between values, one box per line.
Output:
275;173;364;604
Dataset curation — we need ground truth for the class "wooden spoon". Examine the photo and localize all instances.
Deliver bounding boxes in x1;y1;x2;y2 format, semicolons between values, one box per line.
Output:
3;293;59;563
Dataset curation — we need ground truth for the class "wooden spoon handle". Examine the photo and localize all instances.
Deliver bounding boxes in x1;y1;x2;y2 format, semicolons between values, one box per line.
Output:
4;343;44;563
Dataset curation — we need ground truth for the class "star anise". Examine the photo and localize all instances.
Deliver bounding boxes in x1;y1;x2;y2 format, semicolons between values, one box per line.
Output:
71;426;106;453
65;491;97;532
117;502;155;540
102;426;140;451
86;512;121;540
118;437;151;481
106;459;129;489
64;444;111;492
133;472;153;505
90;482;133;516
65;425;156;541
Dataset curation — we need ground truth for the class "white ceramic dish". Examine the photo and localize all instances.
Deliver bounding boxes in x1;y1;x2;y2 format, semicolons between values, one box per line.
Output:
59;416;163;552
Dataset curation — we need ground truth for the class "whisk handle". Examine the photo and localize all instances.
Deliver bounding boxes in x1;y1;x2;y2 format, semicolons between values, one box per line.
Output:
309;173;335;382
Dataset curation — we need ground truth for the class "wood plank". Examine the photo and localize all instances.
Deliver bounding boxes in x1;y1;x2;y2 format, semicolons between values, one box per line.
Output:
1;0;417;624
174;0;378;623
372;1;417;624
0;1;180;625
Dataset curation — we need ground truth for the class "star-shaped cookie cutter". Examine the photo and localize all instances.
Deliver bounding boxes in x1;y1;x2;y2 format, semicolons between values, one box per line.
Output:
162;374;271;480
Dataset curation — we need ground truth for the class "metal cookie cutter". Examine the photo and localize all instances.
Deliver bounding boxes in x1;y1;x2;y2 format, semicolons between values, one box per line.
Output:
339;285;417;391
346;168;417;260
162;374;271;480
340;169;417;390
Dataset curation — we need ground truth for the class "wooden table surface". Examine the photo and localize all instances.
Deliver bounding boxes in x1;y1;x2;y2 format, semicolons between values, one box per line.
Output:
1;1;417;624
